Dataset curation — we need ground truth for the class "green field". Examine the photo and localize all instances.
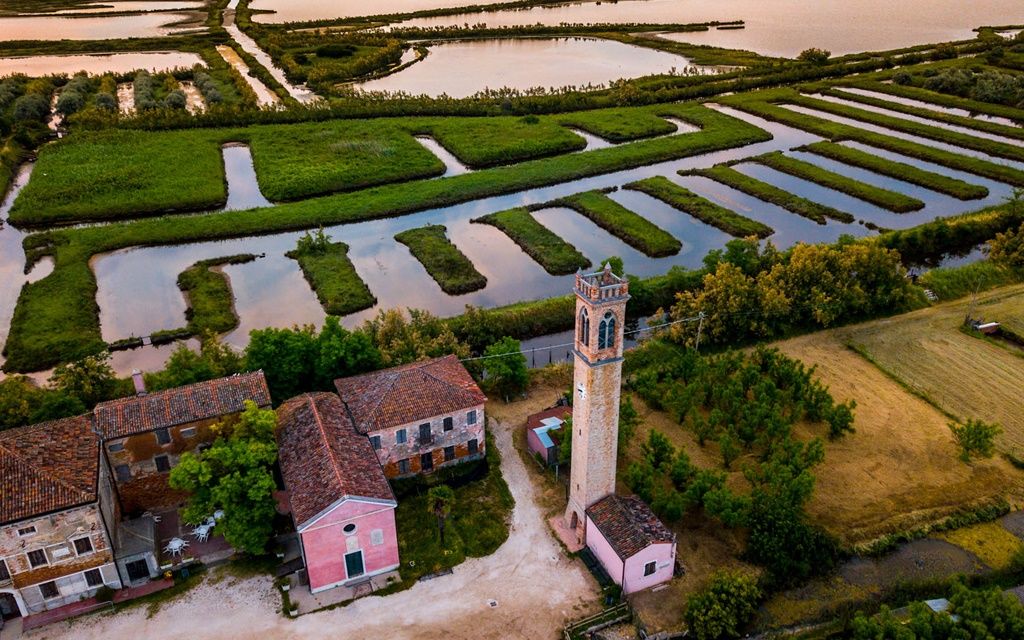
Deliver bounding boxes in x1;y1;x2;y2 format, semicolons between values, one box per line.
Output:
473;207;591;275
555;190;681;257
394;225;487;295
176;255;256;336
625;175;773;238
412;116;586;167
285;241;376;317
556;108;679;142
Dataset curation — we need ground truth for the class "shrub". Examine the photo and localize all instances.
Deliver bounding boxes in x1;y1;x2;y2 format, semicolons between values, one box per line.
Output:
989;219;1024;268
797;48;831;64
315;43;357;58
93;92;117;111
949;419;1002;462
56;91;84;116
892;70;913;85
164;90;187;110
12;94;48;122
685;572;762;640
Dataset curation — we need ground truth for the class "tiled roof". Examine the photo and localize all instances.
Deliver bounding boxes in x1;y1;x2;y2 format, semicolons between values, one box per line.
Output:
94;372;271;439
526;406;571;430
587;494;674;561
276;393;394;529
335;355;486;434
0;415;98;524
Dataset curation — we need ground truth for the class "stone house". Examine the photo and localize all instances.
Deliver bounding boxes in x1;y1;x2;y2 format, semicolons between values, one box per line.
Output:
93;372;272;514
586;494;676;595
276;394;399;594
335;355;487;478
0;416;122;619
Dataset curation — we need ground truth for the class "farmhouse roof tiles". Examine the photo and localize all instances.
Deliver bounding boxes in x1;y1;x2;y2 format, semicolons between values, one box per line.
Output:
276;393;394;528
335;355;486;434
0;415;98;525
94;372;271;439
587;494;674;561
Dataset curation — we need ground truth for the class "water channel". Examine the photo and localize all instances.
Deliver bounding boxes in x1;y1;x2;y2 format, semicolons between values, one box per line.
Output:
0;10;202;41
0;51;205;78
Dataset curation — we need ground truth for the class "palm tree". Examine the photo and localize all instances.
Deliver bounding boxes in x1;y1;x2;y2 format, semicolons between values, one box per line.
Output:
426;485;455;545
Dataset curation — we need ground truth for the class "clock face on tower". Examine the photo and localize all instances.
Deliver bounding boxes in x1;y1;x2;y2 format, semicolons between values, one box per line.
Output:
577;382;587;401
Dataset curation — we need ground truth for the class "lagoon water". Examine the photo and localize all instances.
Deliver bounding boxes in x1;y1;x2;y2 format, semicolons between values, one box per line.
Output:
248;0;523;23
0;11;201;41
0;51;204;79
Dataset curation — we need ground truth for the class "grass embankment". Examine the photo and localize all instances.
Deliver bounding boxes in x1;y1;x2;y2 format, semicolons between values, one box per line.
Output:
285;241;376;316
833;79;1024;126
719;88;1024;188
410;116;586;167
624;175;773;238
177;254;256;336
686;164;854;224
798;141;989;200
554;190;681;257
472;207;590;275
556;108;679;142
394;225;487;295
919;261;1024;300
752;151;925;212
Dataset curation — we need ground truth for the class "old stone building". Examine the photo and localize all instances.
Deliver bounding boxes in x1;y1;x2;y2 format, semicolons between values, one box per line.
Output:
335;355;486;478
0;416;121;619
94;372;272;514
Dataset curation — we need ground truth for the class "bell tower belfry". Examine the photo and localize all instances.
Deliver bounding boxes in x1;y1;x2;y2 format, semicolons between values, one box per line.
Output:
564;264;629;541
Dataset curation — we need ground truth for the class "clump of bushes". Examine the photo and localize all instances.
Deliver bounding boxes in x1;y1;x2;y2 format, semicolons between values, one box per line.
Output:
133;70;157;111
315;43;357;58
685;572;762;640
55;74;94;116
918;67;1024;107
193;70;223;105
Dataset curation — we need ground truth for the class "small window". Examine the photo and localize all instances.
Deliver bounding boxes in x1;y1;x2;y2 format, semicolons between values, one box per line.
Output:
342;523;357;536
396;429;407;445
39;581;59;600
0;559;10;581
369;435;381;450
467;410;477;425
443;417;454;432
107;442;124;453
398;458;410;475
644;561;656;577
17;525;36;537
419;423;432;445
73;536;94;556
154;455;171;473
579;308;590;347
468;439;479;455
154;428;171;445
370;529;384;546
84;568;104;588
444;446;455;462
180;427;197;438
27;549;47;568
115;464;131;482
421;452;434;472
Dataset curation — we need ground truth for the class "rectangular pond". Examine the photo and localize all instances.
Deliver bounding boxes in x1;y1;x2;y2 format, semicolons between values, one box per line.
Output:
0;51;204;78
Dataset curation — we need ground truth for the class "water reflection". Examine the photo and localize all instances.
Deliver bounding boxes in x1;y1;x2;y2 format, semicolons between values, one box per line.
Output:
0;51;204;79
222;144;272;210
415;136;470;176
249;0;522;23
0;163;35;376
834;87;1022;129
0;12;201;41
356;37;694;98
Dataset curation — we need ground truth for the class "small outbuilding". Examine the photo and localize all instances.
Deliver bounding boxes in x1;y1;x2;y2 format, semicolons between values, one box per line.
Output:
526;406;570;466
585;494;676;595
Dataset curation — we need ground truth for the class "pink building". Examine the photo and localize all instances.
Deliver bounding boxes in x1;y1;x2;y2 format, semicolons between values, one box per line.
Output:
586;495;676;595
526;406;570;467
276;393;399;594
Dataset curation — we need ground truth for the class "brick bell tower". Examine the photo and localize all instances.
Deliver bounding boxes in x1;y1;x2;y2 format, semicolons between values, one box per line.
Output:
564;264;629;542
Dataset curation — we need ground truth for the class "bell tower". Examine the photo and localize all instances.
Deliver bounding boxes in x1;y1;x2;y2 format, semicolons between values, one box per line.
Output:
564;264;629;541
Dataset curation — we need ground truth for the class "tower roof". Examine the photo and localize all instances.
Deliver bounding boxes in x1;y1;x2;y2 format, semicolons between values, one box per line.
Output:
576;264;629;303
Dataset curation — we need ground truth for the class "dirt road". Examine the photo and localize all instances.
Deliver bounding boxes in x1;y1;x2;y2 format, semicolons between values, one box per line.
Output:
30;418;598;640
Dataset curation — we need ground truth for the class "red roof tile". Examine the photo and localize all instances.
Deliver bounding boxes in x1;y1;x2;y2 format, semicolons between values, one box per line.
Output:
0;415;98;525
526;406;572;430
94;372;271;439
276;393;394;529
335;355;486;434
587;494;674;561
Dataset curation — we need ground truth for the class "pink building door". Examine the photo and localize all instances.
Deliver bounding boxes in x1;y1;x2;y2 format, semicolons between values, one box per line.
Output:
345;550;365;580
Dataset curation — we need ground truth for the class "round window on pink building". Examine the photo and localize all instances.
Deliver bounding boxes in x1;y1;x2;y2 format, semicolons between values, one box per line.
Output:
343;523;357;535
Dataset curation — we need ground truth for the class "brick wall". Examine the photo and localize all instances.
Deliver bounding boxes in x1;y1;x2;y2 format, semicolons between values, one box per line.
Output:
371;403;485;478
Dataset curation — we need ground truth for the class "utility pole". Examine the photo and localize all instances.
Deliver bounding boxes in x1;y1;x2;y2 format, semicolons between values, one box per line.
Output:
695;311;705;352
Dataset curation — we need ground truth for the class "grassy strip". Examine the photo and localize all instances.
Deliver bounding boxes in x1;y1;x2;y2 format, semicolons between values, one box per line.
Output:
472;208;590;275
410;116;586;167
799;141;989;200
837;79;1024;126
752;151;925;212
919;261;1024;300
624;176;773;238
822;86;1024;142
555;108;678;143
554;190;681;257
719;89;1024;188
786;93;1024;163
685;164;852;224
285;241;376;316
177;254;256;335
394;225;487;295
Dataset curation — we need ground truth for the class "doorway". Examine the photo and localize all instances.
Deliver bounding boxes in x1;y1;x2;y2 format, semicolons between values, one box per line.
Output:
125;559;150;583
344;550;365;580
0;592;23;620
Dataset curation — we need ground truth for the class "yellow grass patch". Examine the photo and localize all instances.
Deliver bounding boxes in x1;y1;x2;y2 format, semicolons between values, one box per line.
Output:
934;522;1024;570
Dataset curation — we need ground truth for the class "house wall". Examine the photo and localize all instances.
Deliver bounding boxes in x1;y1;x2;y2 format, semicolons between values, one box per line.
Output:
300;499;399;593
622;542;675;595
0;503;122;614
105;415;230;514
584;515;624;587
526;428;545;462
371;403;486;478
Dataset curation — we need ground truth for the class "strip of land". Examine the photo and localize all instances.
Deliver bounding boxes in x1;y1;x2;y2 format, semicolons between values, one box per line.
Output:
285;241;376;317
394;225;487;295
473;207;591;275
624;176;773;238
554;190;682;257
177;254;256;336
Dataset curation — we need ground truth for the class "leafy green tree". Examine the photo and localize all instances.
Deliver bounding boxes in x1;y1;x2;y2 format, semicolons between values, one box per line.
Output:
624;460;656;503
618;396;641;450
480;337;528;401
49;352;120;408
797;48;831;64
29;392;86;425
685;571;762;640
827;401;857;440
642;429;676;470
426;485;456;544
0;375;42;430
558;416;573;465
989;220;1024;268
169;402;279;555
146;333;243;391
949;419;1002;462
600;256;625;276
244;325;318;403
313;317;382;389
361;309;469;366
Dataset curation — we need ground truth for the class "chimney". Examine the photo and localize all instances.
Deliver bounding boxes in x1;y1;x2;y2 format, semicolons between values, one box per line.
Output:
132;369;147;396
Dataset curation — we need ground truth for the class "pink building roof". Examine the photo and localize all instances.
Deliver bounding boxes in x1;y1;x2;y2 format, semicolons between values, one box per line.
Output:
587;494;674;561
276;393;394;529
335;355;486;434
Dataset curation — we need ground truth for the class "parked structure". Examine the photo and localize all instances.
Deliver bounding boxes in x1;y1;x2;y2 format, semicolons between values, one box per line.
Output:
335;355;486;478
526;406;569;467
586;495;676;595
276;394;399;594
94;372;272;514
0;416;121;619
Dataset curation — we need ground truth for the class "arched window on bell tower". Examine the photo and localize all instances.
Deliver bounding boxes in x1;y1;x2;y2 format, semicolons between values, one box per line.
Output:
598;311;615;349
579;308;590;347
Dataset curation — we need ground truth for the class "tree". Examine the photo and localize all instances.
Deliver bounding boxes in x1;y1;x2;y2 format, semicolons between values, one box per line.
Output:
480;337;528;401
145;332;243;391
618;396;641;450
244;325;318;403
313;317;382;389
426;485;456;545
797;48;831;64
361;308;469;366
685;571;762;640
169;402;279;555
49;352;120;408
0;375;41;430
989;219;1024;268
949;419;1001;462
